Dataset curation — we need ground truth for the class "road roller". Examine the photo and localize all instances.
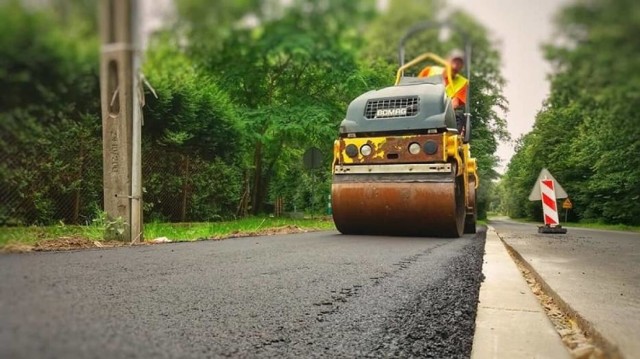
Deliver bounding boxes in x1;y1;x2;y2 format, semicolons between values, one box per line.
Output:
331;23;478;237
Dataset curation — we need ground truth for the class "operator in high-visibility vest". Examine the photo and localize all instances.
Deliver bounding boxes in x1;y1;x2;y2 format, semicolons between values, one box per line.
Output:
418;51;469;133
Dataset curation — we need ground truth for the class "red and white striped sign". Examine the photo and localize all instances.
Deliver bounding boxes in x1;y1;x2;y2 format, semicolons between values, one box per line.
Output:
540;179;559;225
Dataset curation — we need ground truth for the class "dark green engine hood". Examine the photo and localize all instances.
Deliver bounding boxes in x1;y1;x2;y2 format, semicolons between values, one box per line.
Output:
339;81;457;135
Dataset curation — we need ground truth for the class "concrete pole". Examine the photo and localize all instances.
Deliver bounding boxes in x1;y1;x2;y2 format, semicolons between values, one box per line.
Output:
130;0;143;243
100;0;134;241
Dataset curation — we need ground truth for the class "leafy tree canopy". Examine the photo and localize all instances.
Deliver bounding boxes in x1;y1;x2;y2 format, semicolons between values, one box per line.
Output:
500;0;640;224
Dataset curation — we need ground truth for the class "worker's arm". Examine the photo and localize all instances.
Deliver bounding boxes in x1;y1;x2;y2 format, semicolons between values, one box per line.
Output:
452;97;461;109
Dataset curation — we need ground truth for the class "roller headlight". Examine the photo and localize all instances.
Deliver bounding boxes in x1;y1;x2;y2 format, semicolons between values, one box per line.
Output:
424;141;438;155
360;144;372;156
345;144;358;157
408;142;421;155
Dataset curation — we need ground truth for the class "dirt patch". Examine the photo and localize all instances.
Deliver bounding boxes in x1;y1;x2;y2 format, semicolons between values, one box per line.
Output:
1;243;35;253
210;225;311;240
1;237;130;253
33;237;128;252
2;225;317;254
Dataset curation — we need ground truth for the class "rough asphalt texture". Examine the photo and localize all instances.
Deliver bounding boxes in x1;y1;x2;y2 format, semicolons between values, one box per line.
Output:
0;230;485;358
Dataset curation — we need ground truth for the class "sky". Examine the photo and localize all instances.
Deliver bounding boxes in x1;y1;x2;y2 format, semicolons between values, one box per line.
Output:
446;0;570;172
140;0;570;172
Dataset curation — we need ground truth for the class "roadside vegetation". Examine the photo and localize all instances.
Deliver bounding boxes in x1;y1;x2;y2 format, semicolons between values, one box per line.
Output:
0;216;335;252
3;0;634;247
0;0;506;225
497;0;640;226
1;0;507;247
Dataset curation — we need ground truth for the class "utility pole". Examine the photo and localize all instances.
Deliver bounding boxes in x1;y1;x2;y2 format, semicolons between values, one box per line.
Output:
130;1;143;243
99;0;143;242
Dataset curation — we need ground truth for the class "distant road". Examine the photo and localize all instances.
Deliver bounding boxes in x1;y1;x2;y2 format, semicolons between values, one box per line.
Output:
0;230;484;358
490;217;640;358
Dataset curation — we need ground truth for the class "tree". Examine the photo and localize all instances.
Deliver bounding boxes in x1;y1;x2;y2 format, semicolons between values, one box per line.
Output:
141;34;245;221
179;0;380;214
501;0;640;224
0;0;513;224
0;1;102;225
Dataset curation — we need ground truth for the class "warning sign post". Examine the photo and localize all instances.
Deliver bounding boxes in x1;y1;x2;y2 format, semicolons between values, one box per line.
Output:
529;168;568;234
562;198;572;222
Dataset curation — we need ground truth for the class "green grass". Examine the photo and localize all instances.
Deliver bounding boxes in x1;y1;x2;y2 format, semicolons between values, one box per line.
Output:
144;217;336;241
0;223;105;247
0;216;337;249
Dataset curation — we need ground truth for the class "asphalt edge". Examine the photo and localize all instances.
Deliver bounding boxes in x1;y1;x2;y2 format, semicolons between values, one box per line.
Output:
471;226;570;359
498;232;625;359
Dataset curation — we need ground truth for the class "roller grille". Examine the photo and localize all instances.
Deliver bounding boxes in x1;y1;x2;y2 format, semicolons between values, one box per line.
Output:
364;96;420;119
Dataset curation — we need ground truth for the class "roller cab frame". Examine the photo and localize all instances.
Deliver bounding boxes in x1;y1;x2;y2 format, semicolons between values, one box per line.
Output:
331;22;478;237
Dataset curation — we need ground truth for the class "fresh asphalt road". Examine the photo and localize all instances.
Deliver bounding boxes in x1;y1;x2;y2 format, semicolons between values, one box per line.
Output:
489;218;640;357
0;230;485;358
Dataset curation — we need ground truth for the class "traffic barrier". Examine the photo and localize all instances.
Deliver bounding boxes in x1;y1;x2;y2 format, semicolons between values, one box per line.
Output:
540;179;559;226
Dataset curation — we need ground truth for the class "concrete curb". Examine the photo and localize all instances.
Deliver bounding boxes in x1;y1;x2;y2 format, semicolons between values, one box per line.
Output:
500;236;624;359
471;226;570;359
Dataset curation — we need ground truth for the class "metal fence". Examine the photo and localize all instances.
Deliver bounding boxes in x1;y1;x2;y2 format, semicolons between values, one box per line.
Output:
0;130;244;226
0;116;333;228
0;127;104;226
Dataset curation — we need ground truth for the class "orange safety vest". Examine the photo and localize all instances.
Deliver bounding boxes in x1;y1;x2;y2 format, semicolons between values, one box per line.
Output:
418;66;468;106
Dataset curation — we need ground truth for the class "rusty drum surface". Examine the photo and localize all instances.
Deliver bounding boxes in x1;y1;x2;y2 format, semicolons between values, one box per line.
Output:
331;176;465;237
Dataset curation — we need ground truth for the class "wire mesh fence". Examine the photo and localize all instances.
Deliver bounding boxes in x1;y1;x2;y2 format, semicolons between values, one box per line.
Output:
0;122;104;226
0;116;331;229
0;129;245;227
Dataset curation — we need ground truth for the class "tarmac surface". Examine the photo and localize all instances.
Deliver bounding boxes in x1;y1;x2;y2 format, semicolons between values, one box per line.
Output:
0;230;485;358
490;218;640;358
